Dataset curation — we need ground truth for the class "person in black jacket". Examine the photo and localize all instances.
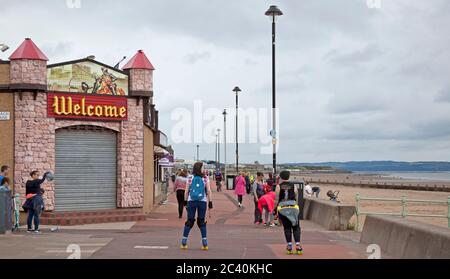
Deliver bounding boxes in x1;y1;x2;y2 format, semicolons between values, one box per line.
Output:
25;170;48;233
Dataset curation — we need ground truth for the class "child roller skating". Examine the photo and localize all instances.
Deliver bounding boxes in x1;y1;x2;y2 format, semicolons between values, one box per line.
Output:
179;162;213;251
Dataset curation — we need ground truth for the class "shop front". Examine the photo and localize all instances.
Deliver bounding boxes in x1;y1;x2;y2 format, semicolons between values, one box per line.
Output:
0;38;165;223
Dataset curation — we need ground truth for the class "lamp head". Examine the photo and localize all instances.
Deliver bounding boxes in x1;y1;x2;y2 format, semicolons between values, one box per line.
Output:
265;5;283;17
0;44;9;52
232;86;242;93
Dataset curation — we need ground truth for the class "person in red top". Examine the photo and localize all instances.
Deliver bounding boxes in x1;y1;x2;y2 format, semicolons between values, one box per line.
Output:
258;184;276;227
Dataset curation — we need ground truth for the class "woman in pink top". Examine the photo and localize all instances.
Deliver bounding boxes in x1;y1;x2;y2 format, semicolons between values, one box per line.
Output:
174;169;188;218
234;172;247;207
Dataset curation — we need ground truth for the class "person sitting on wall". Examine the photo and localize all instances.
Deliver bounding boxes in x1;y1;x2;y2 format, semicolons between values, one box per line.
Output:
304;182;321;198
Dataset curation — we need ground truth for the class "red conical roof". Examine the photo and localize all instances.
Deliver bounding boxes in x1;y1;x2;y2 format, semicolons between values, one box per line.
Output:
123;50;154;70
9;38;48;61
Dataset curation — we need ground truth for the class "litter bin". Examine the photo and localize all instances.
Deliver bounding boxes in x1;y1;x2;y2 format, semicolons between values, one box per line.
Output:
226;175;236;190
0;187;12;234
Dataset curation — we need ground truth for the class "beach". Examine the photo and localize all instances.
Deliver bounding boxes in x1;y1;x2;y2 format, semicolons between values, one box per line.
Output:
292;173;450;229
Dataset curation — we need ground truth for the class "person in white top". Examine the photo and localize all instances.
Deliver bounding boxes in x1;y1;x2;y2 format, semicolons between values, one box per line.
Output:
304;182;320;198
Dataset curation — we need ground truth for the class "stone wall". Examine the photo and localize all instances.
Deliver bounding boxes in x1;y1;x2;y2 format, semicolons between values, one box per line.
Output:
129;69;153;92
14;92;144;210
10;60;46;85
117;99;144;207
14;92;55;210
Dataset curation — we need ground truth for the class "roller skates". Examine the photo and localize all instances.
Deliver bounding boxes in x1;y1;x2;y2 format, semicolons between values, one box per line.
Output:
180;237;188;250
286;243;294;255
201;238;209;251
295;243;303;255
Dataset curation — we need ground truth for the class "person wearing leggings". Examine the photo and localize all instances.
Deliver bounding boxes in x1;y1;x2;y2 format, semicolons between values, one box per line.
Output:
275;170;303;255
174;169;188;219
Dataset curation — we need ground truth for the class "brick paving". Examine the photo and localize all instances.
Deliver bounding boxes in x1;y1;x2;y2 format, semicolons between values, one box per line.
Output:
0;189;369;259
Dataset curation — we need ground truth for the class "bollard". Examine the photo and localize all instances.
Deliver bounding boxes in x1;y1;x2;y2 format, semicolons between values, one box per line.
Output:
401;195;407;218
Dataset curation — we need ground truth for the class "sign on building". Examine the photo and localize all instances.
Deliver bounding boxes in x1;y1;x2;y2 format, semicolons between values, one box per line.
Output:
0;112;10;121
47;93;128;121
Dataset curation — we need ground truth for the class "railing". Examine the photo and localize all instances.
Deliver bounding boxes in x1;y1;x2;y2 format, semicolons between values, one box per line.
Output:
355;194;450;231
298;177;450;192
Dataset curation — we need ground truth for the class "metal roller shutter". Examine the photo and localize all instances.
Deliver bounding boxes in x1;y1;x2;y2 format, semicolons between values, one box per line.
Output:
55;128;117;211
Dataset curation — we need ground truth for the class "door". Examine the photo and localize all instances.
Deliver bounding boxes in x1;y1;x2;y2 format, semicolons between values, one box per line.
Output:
55;127;117;211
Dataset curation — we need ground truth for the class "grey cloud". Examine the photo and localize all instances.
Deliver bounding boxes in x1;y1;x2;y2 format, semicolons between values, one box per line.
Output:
183;51;211;64
434;88;450;103
3;0;450;162
325;44;384;67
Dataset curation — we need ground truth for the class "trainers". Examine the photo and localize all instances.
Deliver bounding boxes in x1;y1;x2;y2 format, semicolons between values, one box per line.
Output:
254;221;260;225
201;238;208;250
269;223;275;227
34;230;41;234
27;229;33;233
180;237;188;250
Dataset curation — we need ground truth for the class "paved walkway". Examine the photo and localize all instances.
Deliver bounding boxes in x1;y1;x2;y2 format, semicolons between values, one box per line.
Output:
0;190;369;259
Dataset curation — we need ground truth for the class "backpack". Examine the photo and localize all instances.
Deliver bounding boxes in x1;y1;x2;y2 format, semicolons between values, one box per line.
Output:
189;175;206;201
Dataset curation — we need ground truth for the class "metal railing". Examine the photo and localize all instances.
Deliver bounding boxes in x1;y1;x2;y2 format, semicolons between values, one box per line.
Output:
355;194;450;231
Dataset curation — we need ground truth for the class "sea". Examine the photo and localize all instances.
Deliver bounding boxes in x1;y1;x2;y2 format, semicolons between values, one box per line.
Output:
354;171;450;182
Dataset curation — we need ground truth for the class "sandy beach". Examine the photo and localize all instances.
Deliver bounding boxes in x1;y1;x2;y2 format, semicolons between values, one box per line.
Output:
292;174;450;229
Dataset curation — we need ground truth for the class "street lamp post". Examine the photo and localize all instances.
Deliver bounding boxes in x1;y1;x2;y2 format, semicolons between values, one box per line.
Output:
233;86;242;175
265;5;283;176
217;128;221;171
223;109;227;181
196;144;200;161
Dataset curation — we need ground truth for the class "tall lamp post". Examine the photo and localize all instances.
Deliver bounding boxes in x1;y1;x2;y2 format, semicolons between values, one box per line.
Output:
265;5;283;176
196;144;200;161
216;128;221;171
233;86;242;175
222;109;227;180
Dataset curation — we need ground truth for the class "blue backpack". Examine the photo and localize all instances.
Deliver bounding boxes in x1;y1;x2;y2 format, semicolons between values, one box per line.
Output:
189;175;206;201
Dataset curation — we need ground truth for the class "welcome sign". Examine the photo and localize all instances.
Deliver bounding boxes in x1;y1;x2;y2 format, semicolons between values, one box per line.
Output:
47;93;128;121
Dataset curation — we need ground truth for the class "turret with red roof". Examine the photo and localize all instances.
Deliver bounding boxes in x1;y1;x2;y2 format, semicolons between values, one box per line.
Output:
123;50;154;97
9;38;48;91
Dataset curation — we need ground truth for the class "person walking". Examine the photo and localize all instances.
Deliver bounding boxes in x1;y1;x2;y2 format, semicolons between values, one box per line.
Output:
180;162;213;250
215;170;223;192
234;172;246;207
24;170;48;233
245;172;251;194
252;172;265;224
275;170;303;255
174;169;188;219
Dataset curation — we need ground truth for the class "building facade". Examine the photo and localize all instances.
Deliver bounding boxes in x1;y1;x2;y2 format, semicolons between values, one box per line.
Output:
0;38;171;221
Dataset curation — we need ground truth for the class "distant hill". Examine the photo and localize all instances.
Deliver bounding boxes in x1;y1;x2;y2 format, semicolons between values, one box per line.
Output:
283;161;450;172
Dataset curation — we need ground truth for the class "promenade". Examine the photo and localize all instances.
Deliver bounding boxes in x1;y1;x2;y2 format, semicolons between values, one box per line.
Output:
0;189;369;259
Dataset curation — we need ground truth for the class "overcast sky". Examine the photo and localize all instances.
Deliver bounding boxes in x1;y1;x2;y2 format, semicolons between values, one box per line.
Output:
1;0;450;163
